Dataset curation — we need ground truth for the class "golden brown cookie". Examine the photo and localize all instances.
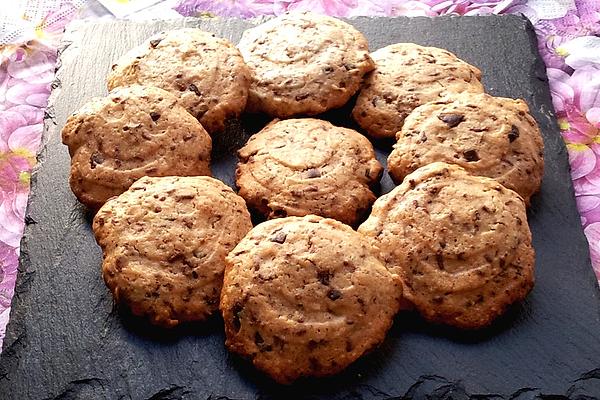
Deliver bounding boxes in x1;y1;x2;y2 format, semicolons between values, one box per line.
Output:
236;118;382;225
387;93;544;204
352;43;484;138
358;162;535;329
93;176;252;328
107;28;250;134
62;85;211;210
238;12;374;117
221;215;402;384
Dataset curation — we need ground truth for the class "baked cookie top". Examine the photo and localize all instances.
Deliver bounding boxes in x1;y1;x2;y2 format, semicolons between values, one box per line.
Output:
236;118;383;225
220;215;402;384
352;43;484;138
62;85;211;210
107;28;250;134
238;12;374;117
387;93;544;204
93;176;252;328
358;162;535;329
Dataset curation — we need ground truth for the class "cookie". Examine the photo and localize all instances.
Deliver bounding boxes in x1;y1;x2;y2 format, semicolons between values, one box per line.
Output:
358;162;535;329
387;93;544;204
62;85;212;210
93;176;252;327
221;215;402;384
238;12;374;117
352;43;484;138
236;118;383;225
107;28;250;134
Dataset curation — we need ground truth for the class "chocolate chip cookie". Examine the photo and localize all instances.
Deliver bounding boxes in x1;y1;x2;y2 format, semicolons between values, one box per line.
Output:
238;12;374;117
107;28;250;134
93;176;252;327
358;162;535;329
236;118;383;225
62;85;211;209
352;43;484;138
387;93;544;204
221;215;402;383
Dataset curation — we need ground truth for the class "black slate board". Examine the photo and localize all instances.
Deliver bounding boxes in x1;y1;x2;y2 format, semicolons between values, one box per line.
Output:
2;15;600;400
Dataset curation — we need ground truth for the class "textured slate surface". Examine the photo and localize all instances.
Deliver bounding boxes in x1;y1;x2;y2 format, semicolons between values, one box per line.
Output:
1;15;600;400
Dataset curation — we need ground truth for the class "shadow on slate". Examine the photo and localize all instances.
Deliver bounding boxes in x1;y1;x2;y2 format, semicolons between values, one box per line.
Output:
1;14;600;400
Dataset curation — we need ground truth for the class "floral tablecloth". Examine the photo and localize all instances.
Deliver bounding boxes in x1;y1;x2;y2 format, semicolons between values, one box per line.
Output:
0;0;598;348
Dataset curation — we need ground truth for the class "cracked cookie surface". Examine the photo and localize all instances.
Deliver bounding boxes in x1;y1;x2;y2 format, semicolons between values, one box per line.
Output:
358;163;535;329
387;93;544;204
62;85;211;209
352;43;484;138
221;215;402;384
93;176;252;327
107;28;250;133
236;118;382;225
238;12;374;117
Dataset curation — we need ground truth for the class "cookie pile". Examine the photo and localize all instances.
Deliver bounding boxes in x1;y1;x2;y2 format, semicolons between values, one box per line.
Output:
62;12;544;384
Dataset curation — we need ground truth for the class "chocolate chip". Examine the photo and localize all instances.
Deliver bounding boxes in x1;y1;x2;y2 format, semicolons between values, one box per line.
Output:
306;168;321;178
419;133;427;142
272;208;287;217
232;302;243;332
463;149;480;162
435;252;445;270
90;152;104;169
508;125;520;142
149;38;162;48
323;66;334;73
317;270;331;286
271;230;287;244
191;270;198;279
327;289;342;301
254;331;264;345
438;113;465;128
188;83;201;96
150;112;160;122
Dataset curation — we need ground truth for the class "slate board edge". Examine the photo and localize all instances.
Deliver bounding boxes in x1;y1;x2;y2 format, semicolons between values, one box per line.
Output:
2;15;600;400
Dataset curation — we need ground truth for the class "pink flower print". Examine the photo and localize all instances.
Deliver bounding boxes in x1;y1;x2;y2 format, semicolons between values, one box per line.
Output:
568;142;596;180
577;194;600;226
584;222;600;276
174;0;276;18
573;143;600;196
0;189;28;249
274;0;386;17
559;36;600;69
